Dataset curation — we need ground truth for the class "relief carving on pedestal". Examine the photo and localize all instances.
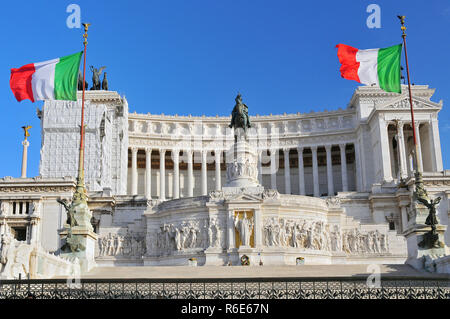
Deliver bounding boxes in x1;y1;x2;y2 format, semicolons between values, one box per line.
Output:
226;158;258;182
148;219;226;257
98;231;146;257
341;229;388;254
263;217;389;254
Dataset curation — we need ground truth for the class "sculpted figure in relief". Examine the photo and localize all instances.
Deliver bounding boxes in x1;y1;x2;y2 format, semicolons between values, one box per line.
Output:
97;232;146;258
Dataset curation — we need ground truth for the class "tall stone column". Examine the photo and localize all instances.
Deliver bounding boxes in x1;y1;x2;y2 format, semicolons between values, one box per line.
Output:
311;146;319;197
283;148;291;194
325;145;334;196
173;149;180;199
131;147;138;195
378;118;393;182
354;141;362;192
339;143;348;192
187;150;194;197
21;140;30;178
30;219;39;243
257;150;263;184
270;149;277;190
297;147;305;195
214;150;221;191
414;121;423;173
145;148;152;199
159;149;166;200
430;119;443;172
397;121;408;179
201;150;207;195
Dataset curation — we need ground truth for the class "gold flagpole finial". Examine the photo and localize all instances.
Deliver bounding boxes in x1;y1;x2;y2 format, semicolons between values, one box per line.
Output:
397;15;406;37
82;22;91;45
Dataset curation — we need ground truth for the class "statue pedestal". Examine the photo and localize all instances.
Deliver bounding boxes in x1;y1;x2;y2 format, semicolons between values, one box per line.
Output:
59;226;98;273
204;247;227;266
225;138;260;188
404;224;448;271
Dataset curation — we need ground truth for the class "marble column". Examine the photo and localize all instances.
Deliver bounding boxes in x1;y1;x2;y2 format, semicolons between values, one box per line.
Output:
131;147;138;196
339;143;348;192
354;141;362;192
257;150;263;184
378;119;393;182
414;121;423;173
30;219;38;243
21;140;30;178
214;150;221;191
227;210;236;250
297;147;305;195
325;145;334;196
270;149;277;190
145;148;152;199
400;205;408;233
173;149;180;199
311;146;319;197
159;149;166;200
254;209;262;248
201;150;207;195
397;122;408;179
283;148;291;194
187;150;194;197
430;119;443;172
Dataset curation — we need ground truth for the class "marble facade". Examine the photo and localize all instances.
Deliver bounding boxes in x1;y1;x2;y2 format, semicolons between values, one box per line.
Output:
0;85;449;275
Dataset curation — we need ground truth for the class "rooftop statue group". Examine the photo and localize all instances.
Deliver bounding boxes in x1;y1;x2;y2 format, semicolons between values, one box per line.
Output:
77;66;108;91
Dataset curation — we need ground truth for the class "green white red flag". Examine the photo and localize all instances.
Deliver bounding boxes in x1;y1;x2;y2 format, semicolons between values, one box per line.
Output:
336;44;402;93
10;51;82;102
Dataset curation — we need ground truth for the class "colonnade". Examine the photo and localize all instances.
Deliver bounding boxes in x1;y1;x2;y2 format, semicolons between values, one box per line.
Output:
129;143;358;200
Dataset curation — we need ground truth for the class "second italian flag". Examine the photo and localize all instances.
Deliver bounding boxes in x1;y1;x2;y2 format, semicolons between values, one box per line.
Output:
10;51;82;102
336;43;402;93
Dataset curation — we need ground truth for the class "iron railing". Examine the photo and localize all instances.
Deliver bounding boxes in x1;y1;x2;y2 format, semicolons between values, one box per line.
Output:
0;276;448;299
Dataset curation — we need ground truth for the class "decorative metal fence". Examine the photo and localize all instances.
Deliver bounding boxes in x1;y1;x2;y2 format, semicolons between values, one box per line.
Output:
0;277;448;299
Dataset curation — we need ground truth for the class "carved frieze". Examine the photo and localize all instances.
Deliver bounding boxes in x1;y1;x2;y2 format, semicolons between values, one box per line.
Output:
263;217;389;254
98;231;146;258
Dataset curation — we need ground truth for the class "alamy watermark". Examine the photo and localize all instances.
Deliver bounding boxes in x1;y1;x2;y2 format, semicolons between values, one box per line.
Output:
366;264;381;288
66;4;81;29
366;4;381;29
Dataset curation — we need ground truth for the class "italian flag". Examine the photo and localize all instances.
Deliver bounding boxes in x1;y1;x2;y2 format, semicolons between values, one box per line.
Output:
10;51;82;102
336;44;402;93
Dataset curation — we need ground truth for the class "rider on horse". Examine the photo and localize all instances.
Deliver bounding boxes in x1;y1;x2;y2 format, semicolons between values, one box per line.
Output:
229;93;251;131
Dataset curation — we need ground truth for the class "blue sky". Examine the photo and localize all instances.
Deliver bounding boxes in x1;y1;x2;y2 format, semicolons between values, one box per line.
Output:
0;0;449;177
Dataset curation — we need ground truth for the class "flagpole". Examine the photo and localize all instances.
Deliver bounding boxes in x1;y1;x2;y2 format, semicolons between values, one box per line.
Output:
398;15;428;200
74;23;91;205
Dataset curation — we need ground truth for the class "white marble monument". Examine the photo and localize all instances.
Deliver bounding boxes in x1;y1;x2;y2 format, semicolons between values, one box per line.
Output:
0;86;448;277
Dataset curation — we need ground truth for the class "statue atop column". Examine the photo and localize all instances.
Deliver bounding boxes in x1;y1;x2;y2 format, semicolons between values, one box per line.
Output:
223;93;261;189
229;93;251;135
21;125;31;140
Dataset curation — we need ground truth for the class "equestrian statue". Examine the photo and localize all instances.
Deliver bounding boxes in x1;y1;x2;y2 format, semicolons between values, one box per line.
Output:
229;93;251;138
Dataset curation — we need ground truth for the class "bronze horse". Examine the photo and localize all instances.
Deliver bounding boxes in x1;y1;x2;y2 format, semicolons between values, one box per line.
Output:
229;93;251;134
